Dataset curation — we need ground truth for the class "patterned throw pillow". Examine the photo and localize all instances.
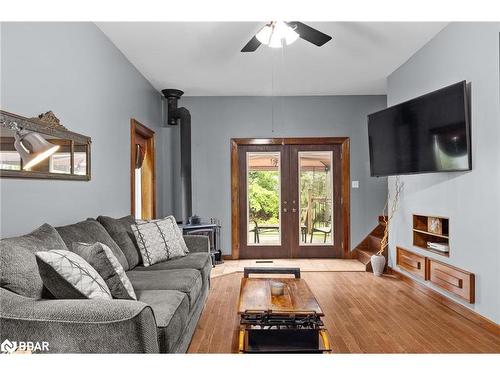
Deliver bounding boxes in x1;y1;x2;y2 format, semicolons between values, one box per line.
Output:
132;217;187;267
35;250;112;300
137;216;189;254
72;242;137;300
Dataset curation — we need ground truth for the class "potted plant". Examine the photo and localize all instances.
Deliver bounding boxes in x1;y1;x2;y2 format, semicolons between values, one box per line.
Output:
371;177;404;276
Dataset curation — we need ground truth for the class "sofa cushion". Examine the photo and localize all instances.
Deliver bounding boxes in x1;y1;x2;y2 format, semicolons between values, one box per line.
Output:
131;218;186;267
126;269;202;309
56;219;129;271
97;215;141;269
135;289;189;353
132;252;212;282
0;223;68;298
36;250;112;300
72;242;136;300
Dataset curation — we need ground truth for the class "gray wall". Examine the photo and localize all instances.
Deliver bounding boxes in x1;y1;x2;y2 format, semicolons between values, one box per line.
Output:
387;23;500;323
0;22;172;237
168;95;388;255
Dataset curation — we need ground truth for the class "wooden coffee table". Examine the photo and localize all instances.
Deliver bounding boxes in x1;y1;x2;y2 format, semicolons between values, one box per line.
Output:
237;267;330;353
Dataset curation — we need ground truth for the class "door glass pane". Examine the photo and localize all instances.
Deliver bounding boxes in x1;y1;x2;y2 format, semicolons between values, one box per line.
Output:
247;152;281;246
34;137;71;174
74;142;88;175
49;152;71;174
299;151;333;245
0;127;21;170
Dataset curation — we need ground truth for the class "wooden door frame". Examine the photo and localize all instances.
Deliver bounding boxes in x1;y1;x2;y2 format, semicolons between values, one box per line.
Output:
230;137;350;260
130;119;156;219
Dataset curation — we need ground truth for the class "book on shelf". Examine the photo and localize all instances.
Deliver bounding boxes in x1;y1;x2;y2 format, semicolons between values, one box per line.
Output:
427;241;449;252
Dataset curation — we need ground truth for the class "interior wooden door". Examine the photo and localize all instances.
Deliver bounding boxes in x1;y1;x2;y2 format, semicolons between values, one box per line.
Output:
238;144;291;259
289;144;344;258
131;119;156;220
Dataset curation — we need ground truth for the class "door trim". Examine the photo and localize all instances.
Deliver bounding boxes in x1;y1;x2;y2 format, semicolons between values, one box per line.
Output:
131;119;156;219
230;137;350;260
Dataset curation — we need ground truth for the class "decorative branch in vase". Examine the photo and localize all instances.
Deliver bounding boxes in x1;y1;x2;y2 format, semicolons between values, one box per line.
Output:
371;176;404;276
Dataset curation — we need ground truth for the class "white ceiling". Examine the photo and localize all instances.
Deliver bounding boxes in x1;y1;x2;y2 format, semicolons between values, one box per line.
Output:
96;22;447;96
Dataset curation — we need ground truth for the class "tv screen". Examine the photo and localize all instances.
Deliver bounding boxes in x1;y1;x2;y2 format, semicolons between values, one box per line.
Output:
368;81;471;177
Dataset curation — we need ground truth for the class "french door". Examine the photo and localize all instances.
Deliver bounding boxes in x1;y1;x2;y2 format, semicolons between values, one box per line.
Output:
233;138;349;259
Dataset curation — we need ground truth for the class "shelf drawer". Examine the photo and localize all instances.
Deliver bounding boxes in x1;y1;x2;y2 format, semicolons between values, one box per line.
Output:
396;247;426;279
427;259;475;303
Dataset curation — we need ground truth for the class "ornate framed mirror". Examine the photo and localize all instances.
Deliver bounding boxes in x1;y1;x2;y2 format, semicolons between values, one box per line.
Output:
0;110;91;180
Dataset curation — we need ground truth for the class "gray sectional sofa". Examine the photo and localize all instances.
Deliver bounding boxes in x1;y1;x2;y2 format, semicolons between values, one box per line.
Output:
0;216;212;353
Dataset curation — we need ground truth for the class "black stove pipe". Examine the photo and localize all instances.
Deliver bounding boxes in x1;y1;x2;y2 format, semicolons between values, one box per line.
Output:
162;89;192;224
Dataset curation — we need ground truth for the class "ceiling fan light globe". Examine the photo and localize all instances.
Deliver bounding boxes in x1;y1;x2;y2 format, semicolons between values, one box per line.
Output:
269;21;287;48
256;25;272;45
285;28;299;45
268;33;283;48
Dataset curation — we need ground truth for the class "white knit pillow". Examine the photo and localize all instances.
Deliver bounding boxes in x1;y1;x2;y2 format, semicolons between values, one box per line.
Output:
132;217;186;267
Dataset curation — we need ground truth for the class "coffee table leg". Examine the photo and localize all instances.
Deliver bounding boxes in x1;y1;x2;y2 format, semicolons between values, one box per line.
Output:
238;329;245;353
320;329;331;353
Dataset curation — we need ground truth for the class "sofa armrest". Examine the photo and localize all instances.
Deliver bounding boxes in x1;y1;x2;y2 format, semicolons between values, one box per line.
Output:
0;288;159;353
183;235;210;253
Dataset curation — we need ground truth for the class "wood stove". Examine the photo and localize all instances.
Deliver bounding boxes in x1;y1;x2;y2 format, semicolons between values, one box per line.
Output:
181;222;223;265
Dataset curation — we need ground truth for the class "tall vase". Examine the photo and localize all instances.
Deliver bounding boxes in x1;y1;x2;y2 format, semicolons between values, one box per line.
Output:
371;254;386;276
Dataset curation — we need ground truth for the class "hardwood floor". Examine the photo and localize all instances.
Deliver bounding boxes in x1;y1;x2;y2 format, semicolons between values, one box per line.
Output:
211;258;365;278
188;272;500;353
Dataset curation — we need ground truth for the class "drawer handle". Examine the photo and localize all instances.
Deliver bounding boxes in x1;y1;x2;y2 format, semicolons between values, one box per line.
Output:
401;260;421;270
434;268;463;288
401;255;421;270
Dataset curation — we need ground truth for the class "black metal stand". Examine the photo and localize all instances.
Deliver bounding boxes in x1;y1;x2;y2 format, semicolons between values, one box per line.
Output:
181;223;223;266
239;310;330;353
243;267;301;278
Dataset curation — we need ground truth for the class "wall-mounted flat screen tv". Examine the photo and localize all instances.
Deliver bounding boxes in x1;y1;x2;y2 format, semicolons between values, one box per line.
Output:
368;81;471;177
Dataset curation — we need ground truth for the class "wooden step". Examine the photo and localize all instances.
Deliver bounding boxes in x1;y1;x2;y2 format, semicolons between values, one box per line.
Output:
354;217;389;273
355;248;377;271
370;224;385;238
368;235;382;252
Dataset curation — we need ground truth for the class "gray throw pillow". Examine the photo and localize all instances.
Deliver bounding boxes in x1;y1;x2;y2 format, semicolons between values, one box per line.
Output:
36;250;112;300
97;215;141;269
72;242;136;300
0;223;68;298
132;217;186;267
136;216;189;254
55;219;129;271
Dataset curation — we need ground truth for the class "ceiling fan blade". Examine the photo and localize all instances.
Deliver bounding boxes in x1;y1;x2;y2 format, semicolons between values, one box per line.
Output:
241;36;261;52
287;22;332;46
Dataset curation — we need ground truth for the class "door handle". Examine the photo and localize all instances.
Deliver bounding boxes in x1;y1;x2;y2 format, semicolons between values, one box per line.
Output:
283;208;288;213
292;208;297;213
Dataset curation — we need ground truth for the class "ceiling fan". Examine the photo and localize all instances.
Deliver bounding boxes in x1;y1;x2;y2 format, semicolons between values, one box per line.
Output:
241;21;332;52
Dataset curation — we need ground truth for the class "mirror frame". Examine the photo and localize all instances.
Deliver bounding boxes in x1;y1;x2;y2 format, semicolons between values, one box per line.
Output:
0;110;92;181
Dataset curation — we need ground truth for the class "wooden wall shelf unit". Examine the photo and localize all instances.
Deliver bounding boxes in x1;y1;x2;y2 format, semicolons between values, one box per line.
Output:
413;214;450;257
396;247;475;304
